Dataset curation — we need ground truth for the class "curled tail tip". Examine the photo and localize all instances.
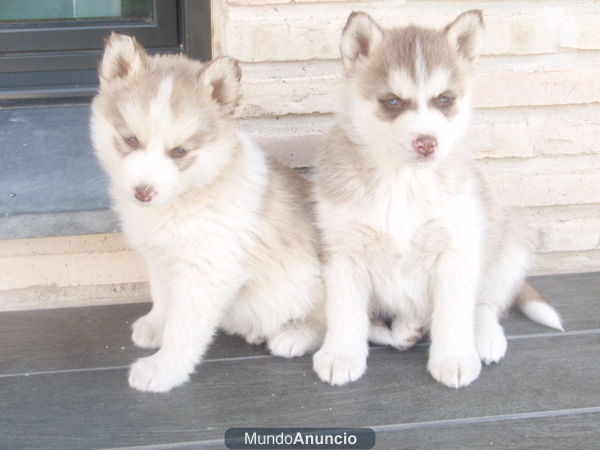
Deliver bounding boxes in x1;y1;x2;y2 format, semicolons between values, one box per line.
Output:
518;282;564;331
520;301;564;331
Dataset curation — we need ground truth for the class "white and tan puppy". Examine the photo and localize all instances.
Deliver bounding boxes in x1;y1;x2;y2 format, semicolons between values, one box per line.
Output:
313;11;563;388
91;34;324;392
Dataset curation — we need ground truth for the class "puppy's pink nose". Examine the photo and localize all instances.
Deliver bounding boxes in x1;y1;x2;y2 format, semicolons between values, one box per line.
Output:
134;185;156;202
412;135;438;156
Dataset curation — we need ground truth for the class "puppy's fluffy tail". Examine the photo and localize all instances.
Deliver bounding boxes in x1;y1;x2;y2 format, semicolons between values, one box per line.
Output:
517;282;564;331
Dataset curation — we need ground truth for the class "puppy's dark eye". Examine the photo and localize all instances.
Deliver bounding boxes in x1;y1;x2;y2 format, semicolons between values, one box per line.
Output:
171;147;188;158
381;96;405;108
124;136;139;148
436;93;455;106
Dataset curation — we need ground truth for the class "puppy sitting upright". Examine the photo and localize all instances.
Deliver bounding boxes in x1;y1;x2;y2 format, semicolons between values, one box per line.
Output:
313;11;562;388
92;34;324;392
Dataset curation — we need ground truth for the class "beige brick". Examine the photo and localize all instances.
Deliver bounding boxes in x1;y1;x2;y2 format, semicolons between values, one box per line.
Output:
523;204;600;223
239;114;331;167
0;233;144;293
0;282;149;312
472;67;600;109
454;156;600;208
464;122;534;158
0;251;146;291
481;153;600;173
218;20;340;62
240;61;339;117
216;2;598;61
531;250;600;275
256;134;323;168
520;204;600;254
470;104;600;158
0;233;128;258
537;217;600;253
534;122;600;156
488;170;600;208
239;114;332;139
561;15;600;50
498;15;559;55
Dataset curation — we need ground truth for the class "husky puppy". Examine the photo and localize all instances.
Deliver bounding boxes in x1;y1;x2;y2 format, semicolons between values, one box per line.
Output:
312;11;563;388
91;34;324;392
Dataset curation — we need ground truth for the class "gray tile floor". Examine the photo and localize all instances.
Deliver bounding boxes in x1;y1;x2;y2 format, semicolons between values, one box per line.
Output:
1;273;599;449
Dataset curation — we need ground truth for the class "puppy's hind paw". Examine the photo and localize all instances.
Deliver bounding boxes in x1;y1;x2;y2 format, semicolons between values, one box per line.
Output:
244;330;266;346
313;349;367;386
268;324;320;358
131;314;163;349
392;323;424;351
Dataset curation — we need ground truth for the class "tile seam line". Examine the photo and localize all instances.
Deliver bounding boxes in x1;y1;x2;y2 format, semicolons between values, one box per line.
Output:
0;353;275;378
100;406;600;450
0;328;597;379
103;437;225;450
368;405;600;432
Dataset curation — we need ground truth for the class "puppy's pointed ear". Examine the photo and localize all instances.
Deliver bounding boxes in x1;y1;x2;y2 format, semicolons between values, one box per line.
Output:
340;11;384;70
199;56;242;115
444;10;484;67
99;32;147;84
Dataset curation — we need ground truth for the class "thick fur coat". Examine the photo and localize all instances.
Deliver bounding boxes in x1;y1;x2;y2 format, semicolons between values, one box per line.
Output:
91;34;324;392
312;11;562;388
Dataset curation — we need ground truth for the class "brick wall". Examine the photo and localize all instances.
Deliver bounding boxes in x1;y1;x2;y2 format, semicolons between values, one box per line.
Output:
213;0;600;275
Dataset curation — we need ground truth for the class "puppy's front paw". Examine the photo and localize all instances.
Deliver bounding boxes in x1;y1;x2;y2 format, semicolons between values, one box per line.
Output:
313;349;367;386
428;351;481;388
128;355;190;393
131;314;163;349
476;322;507;365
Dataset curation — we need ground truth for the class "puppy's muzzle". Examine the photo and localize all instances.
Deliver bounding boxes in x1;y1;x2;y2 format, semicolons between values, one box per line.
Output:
134;184;157;202
412;135;438;157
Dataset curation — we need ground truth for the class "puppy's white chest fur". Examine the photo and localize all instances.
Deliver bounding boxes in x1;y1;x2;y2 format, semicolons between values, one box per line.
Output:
357;169;461;256
354;167;480;317
121;193;256;261
370;169;445;243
